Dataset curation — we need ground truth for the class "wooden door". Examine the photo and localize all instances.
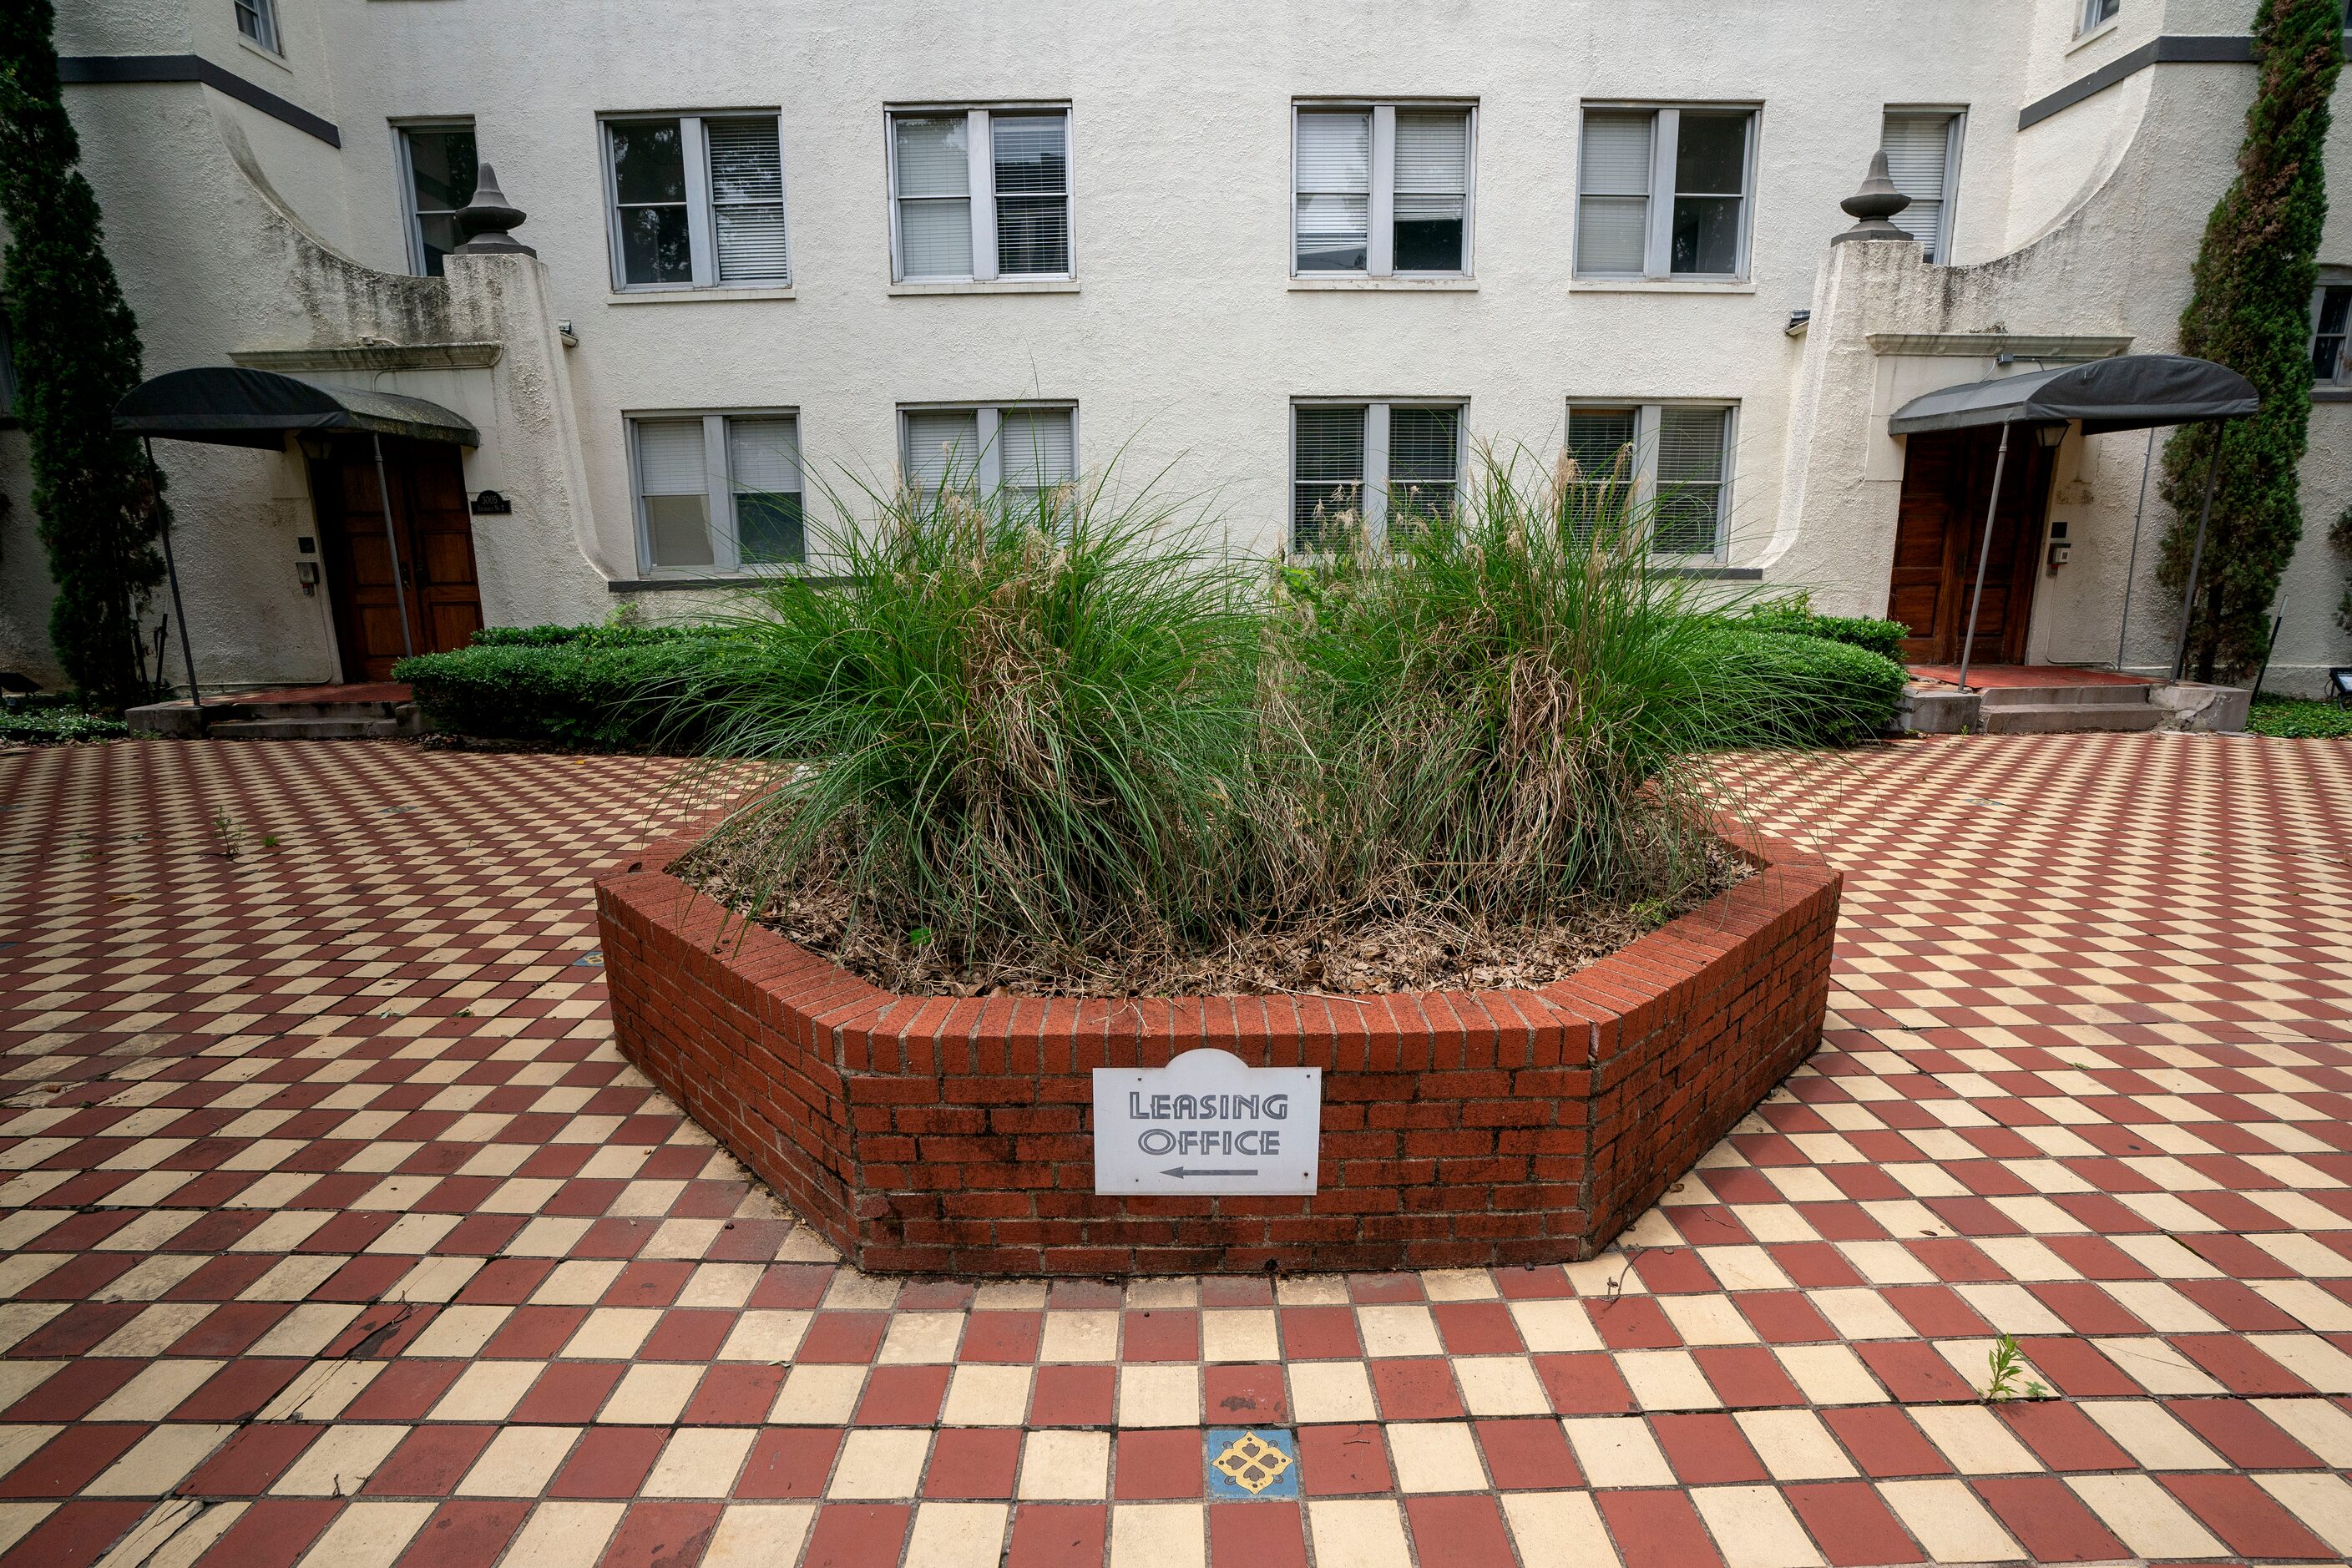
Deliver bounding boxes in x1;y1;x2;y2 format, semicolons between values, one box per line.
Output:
1885;427;2054;665
312;438;483;681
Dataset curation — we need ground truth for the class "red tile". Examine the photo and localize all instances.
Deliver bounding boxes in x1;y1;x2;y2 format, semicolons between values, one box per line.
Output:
681;1364;784;1426
1595;1490;1726;1568
1588;1296;1682;1349
181;1424;321;1496
1433;1302;1524;1355
548;1425;660;1498
856;1365;949;1425
1534;1353;1636;1414
924;1429;1021;1498
2165;1398;2325;1468
1882;1284;1991;1338
960;1312;1042;1362
640;1308;732;1362
342;1360;466;1421
1369;1358;1464;1420
0;1361;141;1423
1992;1401;2134;1471
172;1358;306;1423
1783;1480;1921;1568
480;1305;586;1359
1006;1503;1107;1568
0;1424;143;1498
1205;1364;1289;1425
1276;1307;1360;1360
1029;1366;1115;1426
1974;1476;2130;1563
1854;1340;1973;1403
1732;1292;1837;1344
2160;1473;2336;1559
514;1362;626;1424
0;1500;150;1568
187;1498;341;1568
736;1428;844;1499
1404;1495;1516;1568
1651;1413;1768;1484
1209;1497;1308;1568
364;1424;497;1498
2168;1333;2314;1394
797;1312;888;1363
1121;1309;1200;1362
1297;1424;1391;1495
1689;1346;1804;1408
2011;1336;2134;1396
1472;1418;1581;1490
391;1500;530;1568
599;1501;723;1568
1115;1429;1202;1500
802;1503;910;1568
1819;1408;1949;1478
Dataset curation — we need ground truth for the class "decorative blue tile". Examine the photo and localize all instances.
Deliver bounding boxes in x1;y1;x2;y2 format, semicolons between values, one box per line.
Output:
1205;1426;1299;1500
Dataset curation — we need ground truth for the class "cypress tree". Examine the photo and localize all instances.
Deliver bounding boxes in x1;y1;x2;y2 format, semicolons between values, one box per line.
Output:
0;0;164;709
2156;0;2341;682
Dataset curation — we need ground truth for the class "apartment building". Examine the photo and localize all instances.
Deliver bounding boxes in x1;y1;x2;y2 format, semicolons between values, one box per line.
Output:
4;0;2349;691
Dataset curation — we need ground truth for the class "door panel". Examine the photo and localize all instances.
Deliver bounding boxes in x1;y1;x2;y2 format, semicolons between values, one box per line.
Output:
312;438;484;682
1886;427;2052;665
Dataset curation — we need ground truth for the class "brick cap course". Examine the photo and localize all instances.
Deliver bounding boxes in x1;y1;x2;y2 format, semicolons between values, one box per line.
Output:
599;816;1839;1276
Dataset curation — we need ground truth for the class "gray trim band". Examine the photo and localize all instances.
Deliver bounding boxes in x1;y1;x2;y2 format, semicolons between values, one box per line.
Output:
2017;35;2262;130
59;54;341;147
609;576;851;593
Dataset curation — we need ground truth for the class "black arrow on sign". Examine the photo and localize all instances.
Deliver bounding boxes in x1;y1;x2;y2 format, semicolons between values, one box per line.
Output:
1162;1166;1258;1178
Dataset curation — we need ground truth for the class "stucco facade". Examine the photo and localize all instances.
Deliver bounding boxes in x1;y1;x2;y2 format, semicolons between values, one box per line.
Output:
3;0;2348;692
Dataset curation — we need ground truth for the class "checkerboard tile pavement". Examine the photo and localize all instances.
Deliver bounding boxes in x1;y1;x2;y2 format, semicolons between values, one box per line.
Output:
0;732;2348;1566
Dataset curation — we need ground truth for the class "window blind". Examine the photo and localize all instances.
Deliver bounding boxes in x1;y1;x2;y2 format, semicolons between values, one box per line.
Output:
1295;111;1371;271
1880;114;1954;260
1387;406;1459;525
728;416;803;564
998;408;1075;489
905;408;982;498
1576;112;1652;275
895;117;974;278
1565;407;1637;531
706;119;790;283
636;419;713;568
1394;111;1469;272
1654;407;1729;555
1293;405;1367;547
992;114;1070;275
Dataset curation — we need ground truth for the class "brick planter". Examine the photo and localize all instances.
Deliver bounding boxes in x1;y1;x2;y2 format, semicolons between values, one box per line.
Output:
597;823;1839;1276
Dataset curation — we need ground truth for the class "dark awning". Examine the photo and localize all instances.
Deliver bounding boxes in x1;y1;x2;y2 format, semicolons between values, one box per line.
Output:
114;366;479;449
1886;353;2258;438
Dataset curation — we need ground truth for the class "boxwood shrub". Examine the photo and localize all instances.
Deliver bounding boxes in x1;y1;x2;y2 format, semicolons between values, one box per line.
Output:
1738;604;1910;661
1694;628;1909;746
394;631;747;748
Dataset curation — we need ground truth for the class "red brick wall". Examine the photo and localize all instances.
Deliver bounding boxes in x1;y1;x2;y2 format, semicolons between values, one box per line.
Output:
598;822;1838;1276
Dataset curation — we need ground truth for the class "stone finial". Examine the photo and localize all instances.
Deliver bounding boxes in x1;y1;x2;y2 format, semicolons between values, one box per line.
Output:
1831;149;1915;245
452;164;535;256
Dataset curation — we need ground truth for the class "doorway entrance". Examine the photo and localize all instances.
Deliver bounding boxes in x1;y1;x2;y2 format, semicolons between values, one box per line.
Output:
1885;427;2056;666
310;437;483;680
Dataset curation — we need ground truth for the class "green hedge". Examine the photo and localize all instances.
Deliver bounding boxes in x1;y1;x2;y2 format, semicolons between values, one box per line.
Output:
392;638;739;748
468;622;739;650
1739;604;1910;661
0;701;126;744
1692;629;1909;747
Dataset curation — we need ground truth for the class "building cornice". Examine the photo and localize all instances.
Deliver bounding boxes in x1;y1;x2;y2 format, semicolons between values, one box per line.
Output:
58;54;338;147
1866;333;2132;362
230;344;502;372
2015;34;2352;131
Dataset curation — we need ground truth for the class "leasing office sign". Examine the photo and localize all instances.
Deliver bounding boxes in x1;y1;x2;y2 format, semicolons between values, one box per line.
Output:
1091;1048;1321;1196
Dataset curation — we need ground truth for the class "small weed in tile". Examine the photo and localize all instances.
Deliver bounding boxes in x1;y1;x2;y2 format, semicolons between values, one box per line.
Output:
262;833;281;849
211;808;246;861
1982;1333;2049;1402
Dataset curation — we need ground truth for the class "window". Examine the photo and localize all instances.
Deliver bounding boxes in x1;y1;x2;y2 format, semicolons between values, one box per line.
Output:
2080;0;2121;33
1291;401;1464;549
1292;104;1474;276
1576;107;1755;279
1565;402;1736;557
1880;111;1962;264
901;403;1077;516
399;125;477;277
603;115;791;291
235;0;279;52
2313;283;2351;387
889;109;1071;281
630;412;804;571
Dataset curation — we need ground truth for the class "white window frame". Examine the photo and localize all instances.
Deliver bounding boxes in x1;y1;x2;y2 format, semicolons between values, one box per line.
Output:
235;0;281;53
1565;399;1738;562
1288;397;1468;553
1289;100;1477;278
626;409;806;575
1574;104;1759;281
599;112;792;293
898;401;1080;498
886;104;1075;284
2078;0;2122;36
1880;108;1965;266
395;120;474;279
2312;276;2352;391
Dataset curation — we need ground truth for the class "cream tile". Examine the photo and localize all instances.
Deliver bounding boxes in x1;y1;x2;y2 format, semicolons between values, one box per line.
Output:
771;1364;869;1425
2081;1399;2225;1469
429;1361;543;1423
1618;1350;1720;1411
1659;1294;1760;1346
942;1365;1033;1427
716;1310;811;1361
403;1304;511;1358
1018;1430;1110;1501
86;1424;235;1495
458;1426;579;1496
1287;1362;1377;1424
530;1260;625;1305
1879;1479;2024;1564
1456;1356;1549;1416
1909;1405;2039;1474
1201;1310;1279;1363
2253;1398;2352;1465
1356;1304;1442;1358
1109;1502;1204;1568
1388;1422;1487;1493
2251;1333;2352;1393
559;1308;660;1360
2256;1473;2352;1556
1562;1416;1675;1488
1772;1344;1888;1405
598;1363;701;1425
1500;1491;1621;1568
1039;1311;1119;1363
273;1424;408;1495
292;1501;433;1568
1307;1500;1411;1568
2068;1474;2228;1559
1117;1365;1200;1427
643;1429;756;1498
906;1501;1010;1568
89;1359;224;1421
827;1429;930;1500
498;1501;624;1567
1805;1288;1911;1342
678;1263;763;1309
1507;1299;1602;1353
1692;1485;1825;1568
878;1312;966;1365
701;1504;816;1568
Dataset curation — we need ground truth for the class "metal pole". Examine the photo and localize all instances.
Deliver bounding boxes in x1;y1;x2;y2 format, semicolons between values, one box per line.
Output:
2114;427;2156;671
371;432;417;661
143;438;208;737
1953;419;2013;697
2248;599;2285;705
2169;436;2223;683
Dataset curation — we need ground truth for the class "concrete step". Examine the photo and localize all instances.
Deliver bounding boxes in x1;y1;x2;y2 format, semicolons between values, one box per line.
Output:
244;701;402;720
1981;701;2166;735
1976;684;2154;708
205;717;399;741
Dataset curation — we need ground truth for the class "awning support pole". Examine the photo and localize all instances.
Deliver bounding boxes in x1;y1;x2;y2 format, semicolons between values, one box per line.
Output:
1954;418;2013;699
143;437;208;737
2169;435;2223;683
2114;427;2156;671
372;432;417;662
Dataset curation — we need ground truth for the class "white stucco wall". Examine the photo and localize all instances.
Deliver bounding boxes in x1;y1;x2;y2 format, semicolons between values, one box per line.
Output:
3;0;2346;695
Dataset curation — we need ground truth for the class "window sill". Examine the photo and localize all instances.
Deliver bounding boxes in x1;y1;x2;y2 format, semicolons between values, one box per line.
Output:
2066;17;2122;55
887;279;1080;296
609;573;846;593
606;286;797;305
236;37;292;72
1288;277;1478;292
1657;563;1760;579
1571;277;1755;294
